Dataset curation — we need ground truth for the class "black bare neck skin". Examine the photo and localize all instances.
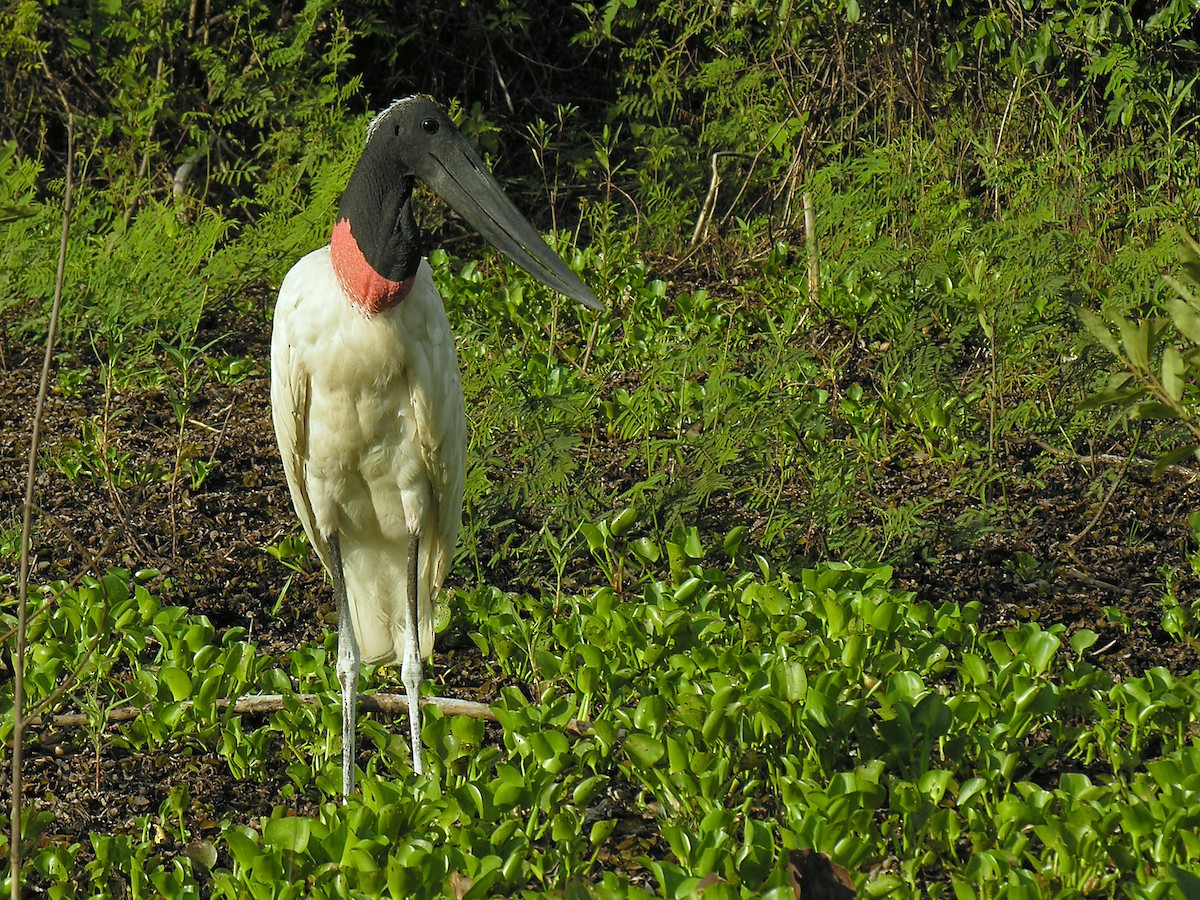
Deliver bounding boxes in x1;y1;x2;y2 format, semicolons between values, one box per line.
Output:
336;140;423;283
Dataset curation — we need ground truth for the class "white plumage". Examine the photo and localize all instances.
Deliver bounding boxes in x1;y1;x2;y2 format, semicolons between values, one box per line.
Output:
268;96;599;798
271;252;465;665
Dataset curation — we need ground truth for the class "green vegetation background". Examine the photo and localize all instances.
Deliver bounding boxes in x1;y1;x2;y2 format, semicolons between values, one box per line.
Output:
2;0;1200;896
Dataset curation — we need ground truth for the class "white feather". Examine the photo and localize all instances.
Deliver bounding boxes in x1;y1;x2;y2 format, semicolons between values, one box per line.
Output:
270;248;466;665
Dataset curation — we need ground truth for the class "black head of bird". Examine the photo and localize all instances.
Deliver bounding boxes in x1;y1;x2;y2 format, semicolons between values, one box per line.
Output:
331;95;602;316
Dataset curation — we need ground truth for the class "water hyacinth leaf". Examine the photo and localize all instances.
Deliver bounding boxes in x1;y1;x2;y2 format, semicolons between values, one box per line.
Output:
572;775;606;807
1069;629;1098;654
1172;866;1200;897
778;660;807;703
630;537;661;563
957;777;987;807
890;671;926;703
682;527;705;559
609;505;639;537
580;522;610;553
589;819;617;846
264;816;311;854
918;769;953;803
160;666;193;701
625;733;666;768
1024;630;1061;674
821;596;848;636
674;577;703;602
222;827;261;866
723;525;747;558
534;649;561;678
551;809;581;842
746;582;788;616
702;685;739;741
634;695;668;732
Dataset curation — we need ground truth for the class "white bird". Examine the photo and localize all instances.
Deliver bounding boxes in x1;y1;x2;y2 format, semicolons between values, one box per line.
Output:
270;95;601;796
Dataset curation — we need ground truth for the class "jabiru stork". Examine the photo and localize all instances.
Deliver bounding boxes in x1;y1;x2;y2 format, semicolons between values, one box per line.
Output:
270;95;601;796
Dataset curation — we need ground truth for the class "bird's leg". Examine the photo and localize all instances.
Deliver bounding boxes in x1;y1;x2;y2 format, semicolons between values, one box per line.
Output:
329;533;360;799
402;535;425;775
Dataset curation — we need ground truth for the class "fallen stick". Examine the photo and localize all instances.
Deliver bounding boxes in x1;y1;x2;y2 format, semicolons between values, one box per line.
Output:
29;692;497;730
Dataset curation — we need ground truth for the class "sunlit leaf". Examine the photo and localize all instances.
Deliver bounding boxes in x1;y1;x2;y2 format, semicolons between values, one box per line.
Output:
624;733;665;768
1079;308;1120;356
1117;316;1151;371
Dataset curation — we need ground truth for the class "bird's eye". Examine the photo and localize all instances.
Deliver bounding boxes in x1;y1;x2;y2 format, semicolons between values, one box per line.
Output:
421;118;439;134
394;124;402;136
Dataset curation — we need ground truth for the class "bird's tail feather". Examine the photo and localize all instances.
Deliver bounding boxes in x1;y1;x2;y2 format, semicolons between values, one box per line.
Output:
340;535;436;666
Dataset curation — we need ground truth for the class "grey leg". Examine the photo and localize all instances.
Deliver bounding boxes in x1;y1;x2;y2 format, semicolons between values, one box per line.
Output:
401;535;425;775
329;533;360;799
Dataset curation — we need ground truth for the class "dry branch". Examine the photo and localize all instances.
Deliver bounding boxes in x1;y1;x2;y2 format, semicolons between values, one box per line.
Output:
32;693;610;741
30;693;499;729
11;110;74;900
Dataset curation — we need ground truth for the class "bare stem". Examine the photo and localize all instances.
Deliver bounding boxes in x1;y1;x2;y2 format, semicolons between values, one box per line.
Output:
11;112;75;900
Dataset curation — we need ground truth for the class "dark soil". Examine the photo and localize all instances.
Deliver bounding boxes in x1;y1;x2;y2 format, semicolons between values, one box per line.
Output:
2;306;1199;885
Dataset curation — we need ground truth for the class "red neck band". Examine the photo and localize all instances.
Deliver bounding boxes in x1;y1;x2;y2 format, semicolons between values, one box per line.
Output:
329;219;414;315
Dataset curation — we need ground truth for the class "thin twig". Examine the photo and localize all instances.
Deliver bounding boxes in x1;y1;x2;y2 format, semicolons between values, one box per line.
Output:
27;692;616;739
803;192;818;305
11;112;75;900
1025;438;1199;479
1066;430;1140;549
689;152;731;249
30;693;499;728
1060;567;1132;596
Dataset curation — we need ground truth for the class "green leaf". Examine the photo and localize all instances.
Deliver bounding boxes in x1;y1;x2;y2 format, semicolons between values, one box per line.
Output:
160;666;193;701
1179;231;1200;271
1079;308;1119;356
1078;383;1147;410
624;733;665;768
629;537;661;563
1117;316;1151;371
1069;629;1098;653
1131;401;1181;421
1167;295;1200;340
1170;865;1200;897
1153;444;1200;475
723;526;747;558
264;816;311;854
223;827;261;866
778;661;807;703
1162;343;1185;401
580;522;610;553
1024;630;1061;675
610;506;639;538
957;777;987;807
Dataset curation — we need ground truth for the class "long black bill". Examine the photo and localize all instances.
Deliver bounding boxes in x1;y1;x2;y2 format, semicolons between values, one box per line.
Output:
405;118;603;312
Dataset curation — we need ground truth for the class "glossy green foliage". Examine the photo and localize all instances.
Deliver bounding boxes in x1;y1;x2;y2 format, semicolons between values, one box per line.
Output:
7;548;1200;896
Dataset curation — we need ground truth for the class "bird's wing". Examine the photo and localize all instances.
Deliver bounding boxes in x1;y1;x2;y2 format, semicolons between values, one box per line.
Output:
270;308;329;570
426;364;466;588
405;274;467;598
